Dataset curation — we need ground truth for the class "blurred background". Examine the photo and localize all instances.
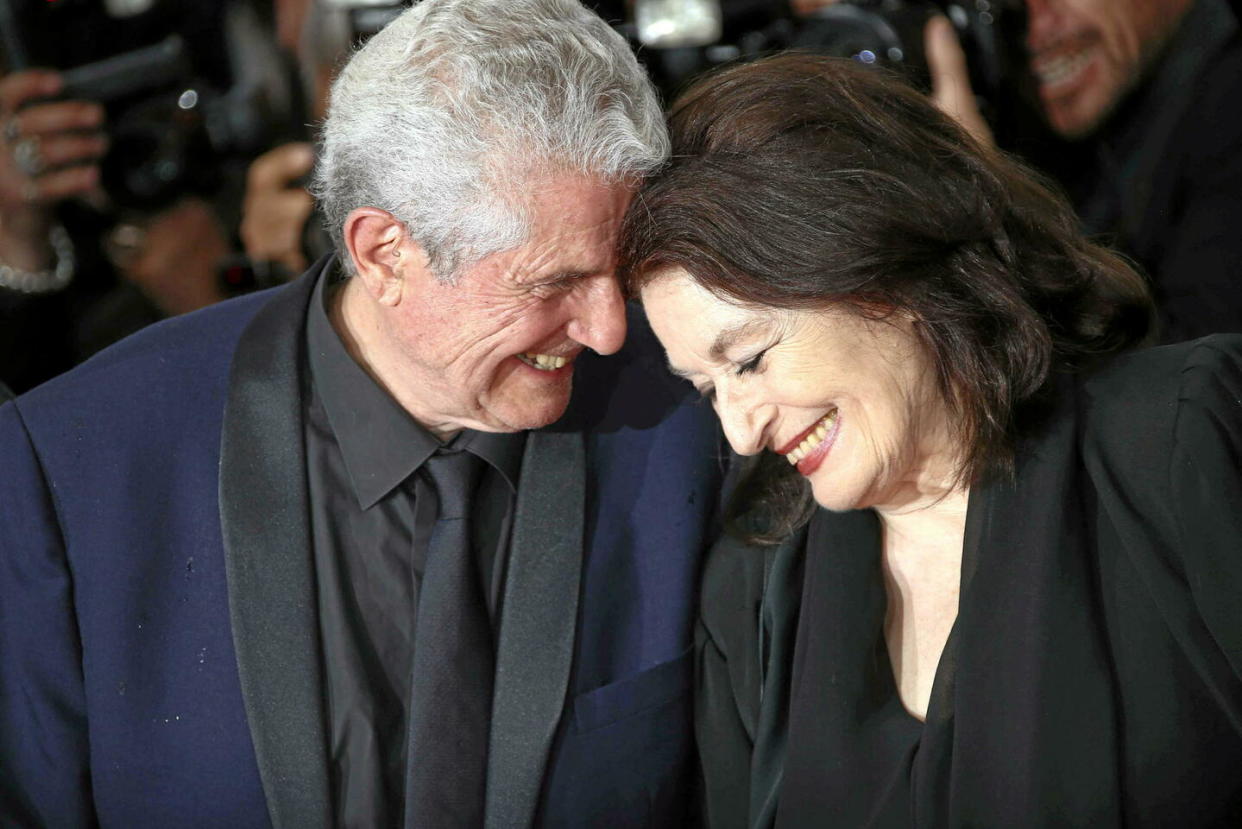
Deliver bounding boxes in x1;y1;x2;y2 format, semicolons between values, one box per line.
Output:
2;0;1237;394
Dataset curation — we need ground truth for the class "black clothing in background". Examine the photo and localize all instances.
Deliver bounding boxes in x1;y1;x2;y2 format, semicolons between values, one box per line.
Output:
697;336;1242;828
1033;0;1242;343
0;204;157;394
303;270;523;828
0;290;74;394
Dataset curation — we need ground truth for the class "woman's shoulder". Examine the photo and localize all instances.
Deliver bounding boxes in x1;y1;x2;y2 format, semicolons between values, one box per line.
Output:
1077;334;1242;456
1081;333;1242;398
1071;335;1242;579
699;524;806;665
1077;336;1242;678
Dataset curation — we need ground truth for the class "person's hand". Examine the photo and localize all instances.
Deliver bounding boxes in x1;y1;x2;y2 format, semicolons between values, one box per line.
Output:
240;141;316;276
0;70;107;269
925;16;994;148
114;197;230;315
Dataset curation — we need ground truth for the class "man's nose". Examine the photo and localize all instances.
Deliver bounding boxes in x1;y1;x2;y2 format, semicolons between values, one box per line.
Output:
1024;0;1059;43
567;275;627;355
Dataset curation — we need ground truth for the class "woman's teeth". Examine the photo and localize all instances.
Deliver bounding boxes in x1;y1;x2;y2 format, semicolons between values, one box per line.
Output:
786;411;837;465
518;353;568;371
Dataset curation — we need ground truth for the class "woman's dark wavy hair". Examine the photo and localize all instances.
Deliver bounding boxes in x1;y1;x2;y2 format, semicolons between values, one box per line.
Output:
620;53;1155;542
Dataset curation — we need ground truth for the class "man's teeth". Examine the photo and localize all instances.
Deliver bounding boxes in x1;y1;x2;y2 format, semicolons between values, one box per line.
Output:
786;411;837;465
1033;48;1093;88
518;353;568;371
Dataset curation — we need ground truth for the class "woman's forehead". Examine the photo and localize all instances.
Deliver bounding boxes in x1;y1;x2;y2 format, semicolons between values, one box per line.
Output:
643;273;782;363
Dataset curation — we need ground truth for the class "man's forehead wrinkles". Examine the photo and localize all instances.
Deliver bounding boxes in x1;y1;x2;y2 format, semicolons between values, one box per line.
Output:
511;245;611;286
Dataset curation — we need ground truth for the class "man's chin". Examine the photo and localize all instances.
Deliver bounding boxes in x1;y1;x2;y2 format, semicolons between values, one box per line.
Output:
485;383;575;432
1040;75;1126;140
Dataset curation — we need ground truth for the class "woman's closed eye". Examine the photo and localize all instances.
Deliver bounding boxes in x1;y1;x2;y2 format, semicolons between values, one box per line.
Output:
688;349;767;399
734;348;768;376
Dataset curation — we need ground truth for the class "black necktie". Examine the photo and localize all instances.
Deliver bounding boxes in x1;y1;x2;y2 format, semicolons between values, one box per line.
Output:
405;448;493;827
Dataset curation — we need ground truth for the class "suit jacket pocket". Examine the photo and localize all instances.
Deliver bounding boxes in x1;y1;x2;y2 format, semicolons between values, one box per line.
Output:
540;649;696;827
571;647;694;736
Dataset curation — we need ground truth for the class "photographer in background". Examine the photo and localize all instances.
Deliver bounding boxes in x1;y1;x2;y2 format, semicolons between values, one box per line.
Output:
237;0;660;280
0;69;107;391
239;139;316;275
236;0;340;279
909;0;1238;343
0;0;292;393
1014;0;1242;343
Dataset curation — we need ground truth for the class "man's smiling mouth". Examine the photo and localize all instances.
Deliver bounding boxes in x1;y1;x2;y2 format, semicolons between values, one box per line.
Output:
1031;44;1096;92
517;352;569;371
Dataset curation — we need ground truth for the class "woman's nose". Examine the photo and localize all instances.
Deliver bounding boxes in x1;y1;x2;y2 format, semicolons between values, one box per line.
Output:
715;384;769;456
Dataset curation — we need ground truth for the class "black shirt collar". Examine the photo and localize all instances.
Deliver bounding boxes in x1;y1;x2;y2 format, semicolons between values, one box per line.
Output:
306;268;524;508
454;428;525;492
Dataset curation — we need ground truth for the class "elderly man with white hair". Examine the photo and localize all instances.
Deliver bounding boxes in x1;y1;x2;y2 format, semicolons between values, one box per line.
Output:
0;2;721;827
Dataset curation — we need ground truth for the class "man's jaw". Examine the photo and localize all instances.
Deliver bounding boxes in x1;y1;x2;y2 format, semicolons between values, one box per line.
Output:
1026;32;1111;138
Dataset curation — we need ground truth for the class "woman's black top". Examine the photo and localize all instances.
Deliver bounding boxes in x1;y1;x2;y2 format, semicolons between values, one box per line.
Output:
696;336;1242;828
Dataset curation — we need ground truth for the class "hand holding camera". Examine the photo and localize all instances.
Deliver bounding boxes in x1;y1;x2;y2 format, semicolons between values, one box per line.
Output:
924;15;993;146
239;141;315;277
787;3;996;146
0;68;106;271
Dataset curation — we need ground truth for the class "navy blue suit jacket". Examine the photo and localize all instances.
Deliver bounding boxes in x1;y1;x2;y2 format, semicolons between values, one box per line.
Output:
0;260;721;827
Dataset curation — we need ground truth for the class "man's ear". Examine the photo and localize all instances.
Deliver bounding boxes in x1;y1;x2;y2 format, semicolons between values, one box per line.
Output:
341;207;429;306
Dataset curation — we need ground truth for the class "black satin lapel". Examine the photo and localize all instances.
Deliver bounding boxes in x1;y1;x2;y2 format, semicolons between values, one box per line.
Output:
485;430;585;829
749;528;807;829
219;262;332;829
920;383;1123;827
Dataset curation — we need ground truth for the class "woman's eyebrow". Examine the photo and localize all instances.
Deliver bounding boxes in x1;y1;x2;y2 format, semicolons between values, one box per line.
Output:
665;319;772;379
708;319;770;360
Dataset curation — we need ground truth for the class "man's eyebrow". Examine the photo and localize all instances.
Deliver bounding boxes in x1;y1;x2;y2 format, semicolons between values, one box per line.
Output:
524;269;592;285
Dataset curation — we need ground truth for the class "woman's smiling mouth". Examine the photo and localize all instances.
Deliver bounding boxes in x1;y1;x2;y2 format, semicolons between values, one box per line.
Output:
778;409;840;475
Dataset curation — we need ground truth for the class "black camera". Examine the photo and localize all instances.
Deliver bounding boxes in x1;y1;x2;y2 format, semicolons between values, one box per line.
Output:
341;1;411;42
632;0;1026;135
0;0;299;212
786;1;1019;103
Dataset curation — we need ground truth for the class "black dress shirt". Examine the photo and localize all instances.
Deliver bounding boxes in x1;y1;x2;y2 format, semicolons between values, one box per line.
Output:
303;270;525;828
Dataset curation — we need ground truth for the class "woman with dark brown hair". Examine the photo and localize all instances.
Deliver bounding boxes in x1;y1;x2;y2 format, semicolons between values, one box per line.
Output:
622;53;1242;828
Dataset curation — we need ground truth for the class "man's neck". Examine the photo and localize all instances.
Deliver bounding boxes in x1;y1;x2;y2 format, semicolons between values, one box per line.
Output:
328;277;463;442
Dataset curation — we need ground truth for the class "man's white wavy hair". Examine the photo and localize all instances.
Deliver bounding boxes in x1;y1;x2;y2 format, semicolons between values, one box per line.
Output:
312;0;669;282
